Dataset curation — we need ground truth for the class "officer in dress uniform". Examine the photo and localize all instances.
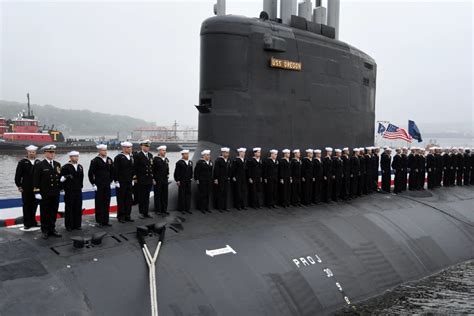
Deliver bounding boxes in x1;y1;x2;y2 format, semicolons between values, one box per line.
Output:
134;140;154;219
194;149;213;213
408;147;419;190
114;142;135;223
456;148;465;186
341;147;350;200
14;145;40;229
213;147;231;211
322;147;333;203
174;150;193;214
381;147;392;193
61;151;83;231
435;147;443;187
364;147;373;194
401;147;409;191
373;147;381;192
278;149;292;207
290;149;302;206
313;149;323;204
358;148;366;196
350;148;360;199
392;148;403;193
464;148;471;186
231;148;247;210
33;145;62;239
247;147;263;209
426;147;436;190
301;149;314;205
263;149;279;208
88;144;114;227
331;149;343;202
153;145;170;215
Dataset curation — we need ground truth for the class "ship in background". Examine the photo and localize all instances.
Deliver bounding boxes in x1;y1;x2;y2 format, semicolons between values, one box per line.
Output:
131;121;198;151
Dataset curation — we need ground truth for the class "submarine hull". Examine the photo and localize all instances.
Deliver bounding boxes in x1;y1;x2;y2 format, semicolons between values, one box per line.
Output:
0;187;473;315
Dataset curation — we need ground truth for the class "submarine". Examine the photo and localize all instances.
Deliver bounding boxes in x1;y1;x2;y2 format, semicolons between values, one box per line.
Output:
0;1;473;315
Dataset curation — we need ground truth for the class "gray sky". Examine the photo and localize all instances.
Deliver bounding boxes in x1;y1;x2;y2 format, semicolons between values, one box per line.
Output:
1;0;472;129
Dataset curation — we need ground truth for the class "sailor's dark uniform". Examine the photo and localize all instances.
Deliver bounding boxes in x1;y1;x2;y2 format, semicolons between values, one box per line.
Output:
349;154;360;198
114;153;134;222
463;151;470;186
278;158;291;207
372;153;380;191
331;156;343;201
246;157;262;208
442;153;451;186
417;154;426;190
134;151;154;216
380;152;391;193
391;153;403;193
401;153;409;191
301;157;313;205
153;156;170;214
290;158;302;206
263;158;278;208
435;152;443;187
88;156;114;225
456;152;464;186
194;159;213;212
358;155;366;196
14;157;40;228
408;153;418;190
174;159;193;213
33;159;61;235
426;153;436;189
341;154;350;199
364;153;373;194
313;158;323;204
213;157;230;211
322;156;333;203
470;152;474;185
231;157;247;209
61;162;84;230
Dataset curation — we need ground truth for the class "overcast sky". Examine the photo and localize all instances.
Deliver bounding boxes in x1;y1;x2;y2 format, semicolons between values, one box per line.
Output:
1;0;472;129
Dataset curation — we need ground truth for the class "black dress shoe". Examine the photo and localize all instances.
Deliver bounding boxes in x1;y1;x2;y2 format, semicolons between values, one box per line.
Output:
50;231;62;238
118;219;126;223
103;223;112;227
24;226;32;230
242;207;248;210
125;218;135;222
144;214;153;218
75;227;82;230
66;228;73;232
42;233;49;240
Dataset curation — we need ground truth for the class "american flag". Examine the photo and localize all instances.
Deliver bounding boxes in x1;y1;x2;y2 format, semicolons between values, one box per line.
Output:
382;123;413;142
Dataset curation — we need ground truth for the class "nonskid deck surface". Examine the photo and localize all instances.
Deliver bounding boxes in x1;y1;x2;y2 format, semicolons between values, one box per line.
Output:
0;186;473;316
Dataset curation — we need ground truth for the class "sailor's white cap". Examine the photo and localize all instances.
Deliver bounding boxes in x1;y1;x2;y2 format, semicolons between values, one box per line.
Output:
366;146;372;150
335;149;342;153
353;148;360;152
121;141;133;147
25;145;38;151
180;149;190;154
139;139;151;145
343;147;349;151
314;149;321;154
325;147;333;152
96;144;107;150
253;147;261;152
68;151;79;156
282;149;290;154
221;147;230;152
452;147;458;150
237;147;247;152
293;149;300;153
270;149;278;154
385;147;392;151
157;145;167;150
41;144;57;152
201;149;211;155
306;149;313;153
402;147;408;150
359;147;365;151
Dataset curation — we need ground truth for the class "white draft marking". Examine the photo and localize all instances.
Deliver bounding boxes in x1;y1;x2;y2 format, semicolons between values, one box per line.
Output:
206;245;237;257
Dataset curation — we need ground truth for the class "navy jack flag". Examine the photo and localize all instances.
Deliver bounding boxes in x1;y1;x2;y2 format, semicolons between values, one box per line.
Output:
377;122;386;134
408;120;423;143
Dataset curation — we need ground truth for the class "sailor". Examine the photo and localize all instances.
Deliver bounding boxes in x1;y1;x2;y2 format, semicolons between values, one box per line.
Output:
14;145;40;229
213;147;231;211
134;140;154;219
312;149;323;204
358;148;366;196
301;149;314;205
174;150;193;214
331;149;343;202
194;149;213;213
408;147;418;190
114;142;135;223
442;148;451;186
372;147;381;192
88;144;114;227
246;147;263;209
470;148;474;185
341;147;350;200
391;148;403;193
401;147;409;191
426;147;436;189
263;149;279;208
464;148;471;186
290;149;302;206
231;148;247;210
380;147;392;193
278;149;292;207
456;147;464;186
33;145;61;239
364;147;373;194
322;147;333;203
153;145;170;215
60;151;84;231
417;148;426;190
349;148;360;199
435;147;443;187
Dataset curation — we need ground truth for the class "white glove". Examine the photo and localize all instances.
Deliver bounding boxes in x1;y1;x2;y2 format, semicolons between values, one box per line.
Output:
92;185;97;191
131;181;135;187
196;180;200;185
232;177;236;182
35;194;42;200
115;182;120;188
280;179;284;184
60;176;66;183
110;183;115;189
